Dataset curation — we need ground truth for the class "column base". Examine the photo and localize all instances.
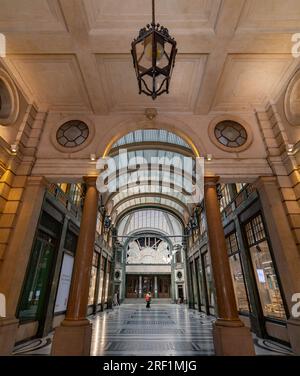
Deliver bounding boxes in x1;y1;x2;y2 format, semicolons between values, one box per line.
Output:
0;317;19;355
287;318;300;355
51;321;92;356
213;320;255;356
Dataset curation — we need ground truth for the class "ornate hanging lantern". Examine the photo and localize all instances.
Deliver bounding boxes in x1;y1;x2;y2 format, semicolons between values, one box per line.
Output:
131;0;177;100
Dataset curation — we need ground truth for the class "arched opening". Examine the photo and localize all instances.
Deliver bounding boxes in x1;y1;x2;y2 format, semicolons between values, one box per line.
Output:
101;128;197;303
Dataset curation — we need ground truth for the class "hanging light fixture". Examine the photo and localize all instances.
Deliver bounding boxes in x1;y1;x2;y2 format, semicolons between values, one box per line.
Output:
131;0;177;100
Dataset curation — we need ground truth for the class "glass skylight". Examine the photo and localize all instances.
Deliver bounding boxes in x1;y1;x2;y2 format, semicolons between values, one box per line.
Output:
112;129;191;150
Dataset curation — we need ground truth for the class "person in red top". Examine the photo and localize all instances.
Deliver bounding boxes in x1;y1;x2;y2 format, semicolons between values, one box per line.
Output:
145;292;151;308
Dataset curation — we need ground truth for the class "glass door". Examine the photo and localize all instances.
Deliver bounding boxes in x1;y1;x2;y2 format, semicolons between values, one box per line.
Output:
19;231;56;323
143;276;154;296
203;251;215;315
244;214;287;337
158;276;171;298
126;275;139;298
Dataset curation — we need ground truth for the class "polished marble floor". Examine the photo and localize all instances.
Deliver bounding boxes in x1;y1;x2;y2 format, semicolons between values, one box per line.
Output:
13;303;293;356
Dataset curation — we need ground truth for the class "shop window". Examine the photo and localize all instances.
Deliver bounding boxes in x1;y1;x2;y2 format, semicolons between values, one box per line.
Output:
126;276;139;298
226;232;250;313
69;184;83;206
219;184;232;212
54;253;74;314
96;210;103;235
18;231;56;322
97;264;104;303
199;210;206;236
198;255;207;311
245;215;286;320
189;262;197;306
235;183;246;193
57;183;68;193
104;261;111;302
64;230;78;253
203;252;215;314
195;257;204;307
97;256;106;303
88;251;100;306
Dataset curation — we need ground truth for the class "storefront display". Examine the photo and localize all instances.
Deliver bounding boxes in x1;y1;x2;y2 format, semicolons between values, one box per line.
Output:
19;231;56;321
204;252;215;314
195;256;206;311
245;215;286;320
98;270;104;303
104;261;111;303
226;232;250;313
54;253;74;313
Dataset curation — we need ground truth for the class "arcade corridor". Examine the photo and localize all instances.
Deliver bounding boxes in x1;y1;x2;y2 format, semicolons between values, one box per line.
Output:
0;0;300;359
13;304;292;356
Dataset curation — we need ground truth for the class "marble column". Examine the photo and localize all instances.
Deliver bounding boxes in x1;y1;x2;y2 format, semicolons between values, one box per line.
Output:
154;276;158;298
255;176;300;355
139;275;142;298
51;176;99;356
204;176;255;355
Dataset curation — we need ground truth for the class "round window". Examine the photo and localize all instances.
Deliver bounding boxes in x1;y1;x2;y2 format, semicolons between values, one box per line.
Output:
214;120;247;148
177;271;183;280
0;69;19;126
0;79;11;119
115;271;120;280
56;120;89;148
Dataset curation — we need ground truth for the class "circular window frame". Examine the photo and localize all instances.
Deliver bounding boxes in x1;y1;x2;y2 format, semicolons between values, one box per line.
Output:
284;69;300;126
0;68;20;126
208;115;253;153
51;116;95;153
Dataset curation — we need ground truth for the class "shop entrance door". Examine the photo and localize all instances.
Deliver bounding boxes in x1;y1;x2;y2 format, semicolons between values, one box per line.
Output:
142;276;154;296
158;275;171;298
126;275;139;298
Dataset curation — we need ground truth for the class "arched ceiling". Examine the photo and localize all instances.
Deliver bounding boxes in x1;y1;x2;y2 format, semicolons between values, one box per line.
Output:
102;129;198;226
117;209;183;240
111;129;192;150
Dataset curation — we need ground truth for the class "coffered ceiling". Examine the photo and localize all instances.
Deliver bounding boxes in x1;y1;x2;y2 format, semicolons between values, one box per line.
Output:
1;0;299;115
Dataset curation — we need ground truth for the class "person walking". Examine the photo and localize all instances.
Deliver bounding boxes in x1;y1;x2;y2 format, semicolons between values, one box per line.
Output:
145;292;151;308
113;291;119;306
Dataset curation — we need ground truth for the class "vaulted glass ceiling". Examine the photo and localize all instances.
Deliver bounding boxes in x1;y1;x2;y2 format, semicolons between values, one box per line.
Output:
106;129;197;235
105;170;195;198
112;129;191;150
117;209;183;240
114;196;186;218
110;185;189;207
112;149;195;169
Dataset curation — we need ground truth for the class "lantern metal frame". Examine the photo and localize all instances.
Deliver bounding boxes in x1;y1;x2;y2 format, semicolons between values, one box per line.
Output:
131;0;177;100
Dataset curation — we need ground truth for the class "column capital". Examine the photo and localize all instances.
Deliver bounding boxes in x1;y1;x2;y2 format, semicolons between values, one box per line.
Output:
83;175;98;186
253;176;277;190
27;176;49;187
204;175;220;186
